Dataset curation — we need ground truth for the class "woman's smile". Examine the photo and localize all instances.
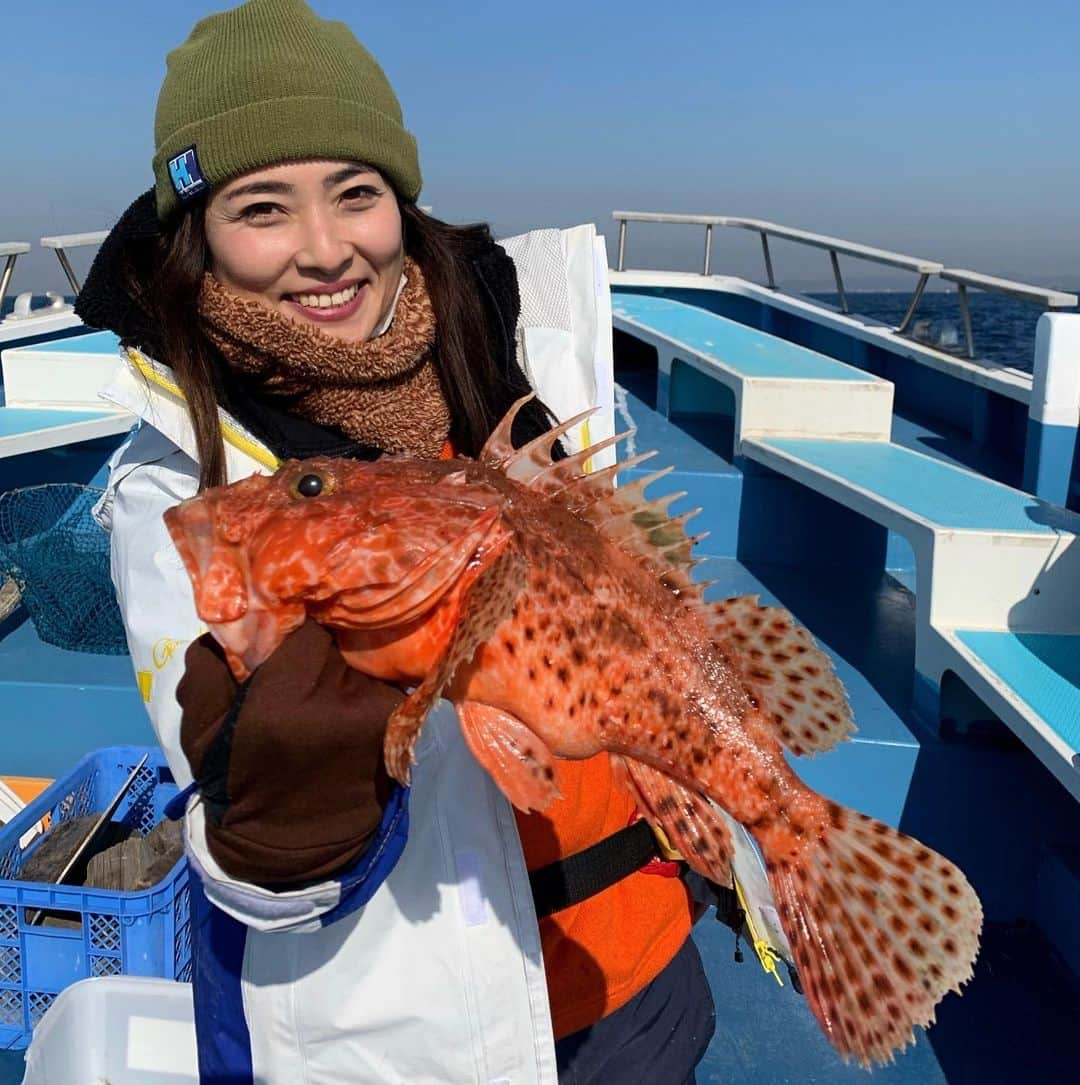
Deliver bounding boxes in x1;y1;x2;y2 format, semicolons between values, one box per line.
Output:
284;279;367;322
204;159;405;343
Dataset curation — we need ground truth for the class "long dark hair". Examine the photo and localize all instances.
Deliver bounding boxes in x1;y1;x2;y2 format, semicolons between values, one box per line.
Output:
125;198;537;490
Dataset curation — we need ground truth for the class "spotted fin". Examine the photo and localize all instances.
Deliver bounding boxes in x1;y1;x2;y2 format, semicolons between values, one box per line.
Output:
611;754;733;886
383;533;527;784
762;804;981;1067
458;702;560;812
705;595;854;755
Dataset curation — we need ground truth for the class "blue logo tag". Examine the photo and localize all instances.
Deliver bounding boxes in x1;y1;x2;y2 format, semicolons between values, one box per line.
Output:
168;146;208;201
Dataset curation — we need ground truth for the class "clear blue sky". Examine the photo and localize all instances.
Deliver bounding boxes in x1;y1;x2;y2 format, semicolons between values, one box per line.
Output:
4;0;1078;291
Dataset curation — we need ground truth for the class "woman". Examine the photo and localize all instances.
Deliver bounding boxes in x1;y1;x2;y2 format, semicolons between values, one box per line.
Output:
78;1;716;1082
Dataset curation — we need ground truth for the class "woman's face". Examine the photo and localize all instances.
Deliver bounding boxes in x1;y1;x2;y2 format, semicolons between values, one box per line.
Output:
204;159;405;343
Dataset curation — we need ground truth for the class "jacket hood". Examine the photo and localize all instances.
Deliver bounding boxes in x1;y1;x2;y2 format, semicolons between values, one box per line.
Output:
75;189;165;358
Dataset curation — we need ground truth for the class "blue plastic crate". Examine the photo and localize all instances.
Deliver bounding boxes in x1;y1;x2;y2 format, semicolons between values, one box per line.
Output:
0;746;190;1049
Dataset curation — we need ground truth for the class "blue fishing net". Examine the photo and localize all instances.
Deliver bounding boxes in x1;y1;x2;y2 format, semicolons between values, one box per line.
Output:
0;484;128;654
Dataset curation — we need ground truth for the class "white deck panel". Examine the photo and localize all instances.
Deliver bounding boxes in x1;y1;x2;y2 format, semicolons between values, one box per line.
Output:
2;331;124;408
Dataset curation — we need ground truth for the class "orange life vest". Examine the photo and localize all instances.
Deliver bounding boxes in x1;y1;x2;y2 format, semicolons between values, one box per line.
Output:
515;753;693;1039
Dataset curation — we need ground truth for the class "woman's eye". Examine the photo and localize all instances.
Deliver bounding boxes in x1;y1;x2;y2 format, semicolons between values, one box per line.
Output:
341;185;380;203
239;202;282;221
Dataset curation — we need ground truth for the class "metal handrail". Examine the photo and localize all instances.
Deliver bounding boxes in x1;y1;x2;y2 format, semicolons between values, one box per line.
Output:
40;231;109;296
611;211;1078;359
937;270;1078;358
0;243;31;315
612;211;943;328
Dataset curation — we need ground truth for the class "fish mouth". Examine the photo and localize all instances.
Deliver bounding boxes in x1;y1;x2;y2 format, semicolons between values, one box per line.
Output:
164;499;225;611
316;506;503;629
163;497;305;680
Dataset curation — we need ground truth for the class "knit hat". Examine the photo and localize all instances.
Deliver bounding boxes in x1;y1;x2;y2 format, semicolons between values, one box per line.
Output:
152;0;421;221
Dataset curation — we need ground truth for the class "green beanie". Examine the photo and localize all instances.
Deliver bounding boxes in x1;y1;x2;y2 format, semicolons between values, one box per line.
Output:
153;0;422;221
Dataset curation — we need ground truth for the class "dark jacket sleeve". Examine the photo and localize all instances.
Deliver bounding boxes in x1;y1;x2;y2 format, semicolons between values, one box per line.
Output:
74;189;166;357
177;619;404;887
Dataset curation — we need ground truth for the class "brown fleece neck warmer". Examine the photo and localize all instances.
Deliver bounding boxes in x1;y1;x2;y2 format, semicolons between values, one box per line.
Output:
198;257;451;457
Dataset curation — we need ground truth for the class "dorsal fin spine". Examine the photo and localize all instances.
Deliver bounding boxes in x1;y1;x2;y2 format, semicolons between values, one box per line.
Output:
480;393;536;465
528;429;634;492
505;405;598;468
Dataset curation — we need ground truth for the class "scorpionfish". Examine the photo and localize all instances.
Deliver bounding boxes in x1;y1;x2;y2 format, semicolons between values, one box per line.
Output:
164;395;982;1067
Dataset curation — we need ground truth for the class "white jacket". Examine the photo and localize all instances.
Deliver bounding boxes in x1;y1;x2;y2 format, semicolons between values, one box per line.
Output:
95;227;614;1085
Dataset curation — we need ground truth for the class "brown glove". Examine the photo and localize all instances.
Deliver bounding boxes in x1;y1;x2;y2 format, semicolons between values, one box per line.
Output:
177;619;405;887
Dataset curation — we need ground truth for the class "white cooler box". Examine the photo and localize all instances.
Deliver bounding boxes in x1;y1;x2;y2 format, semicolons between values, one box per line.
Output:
22;976;197;1084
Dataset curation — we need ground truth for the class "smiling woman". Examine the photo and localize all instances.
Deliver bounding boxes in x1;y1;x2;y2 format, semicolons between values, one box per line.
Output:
70;1;713;1083
204;161;405;341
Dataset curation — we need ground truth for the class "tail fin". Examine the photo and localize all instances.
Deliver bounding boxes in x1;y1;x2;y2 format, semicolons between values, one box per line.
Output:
762;805;981;1067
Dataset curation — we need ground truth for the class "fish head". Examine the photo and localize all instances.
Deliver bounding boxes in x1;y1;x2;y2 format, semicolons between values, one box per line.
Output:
164;457;510;679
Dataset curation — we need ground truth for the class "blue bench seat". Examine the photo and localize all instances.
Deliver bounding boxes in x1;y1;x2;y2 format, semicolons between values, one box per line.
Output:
743;435;1080;799
744;436;1075;535
612;293;893;447
952;630;1079;764
613;293;871;381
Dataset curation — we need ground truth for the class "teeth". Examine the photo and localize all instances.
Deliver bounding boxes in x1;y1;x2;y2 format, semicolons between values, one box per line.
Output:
295;283;359;308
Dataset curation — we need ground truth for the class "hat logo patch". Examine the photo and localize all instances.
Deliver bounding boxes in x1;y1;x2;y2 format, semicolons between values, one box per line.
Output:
168;146;208;201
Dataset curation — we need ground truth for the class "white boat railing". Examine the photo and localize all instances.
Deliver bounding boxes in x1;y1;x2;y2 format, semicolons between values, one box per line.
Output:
39;231;109;296
0;243;32;316
0;232;107;314
612;211;1079;359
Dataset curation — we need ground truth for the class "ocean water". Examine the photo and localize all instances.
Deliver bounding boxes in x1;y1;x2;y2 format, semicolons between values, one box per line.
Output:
5;289;1078;374
810;290;1079;373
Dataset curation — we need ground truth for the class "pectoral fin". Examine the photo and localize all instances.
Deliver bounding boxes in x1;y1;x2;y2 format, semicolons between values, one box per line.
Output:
383;538;526;784
611;755;734;886
458;702;561;812
704;595;855;756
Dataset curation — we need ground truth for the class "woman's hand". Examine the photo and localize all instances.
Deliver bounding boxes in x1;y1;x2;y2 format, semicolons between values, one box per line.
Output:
178;618;405;887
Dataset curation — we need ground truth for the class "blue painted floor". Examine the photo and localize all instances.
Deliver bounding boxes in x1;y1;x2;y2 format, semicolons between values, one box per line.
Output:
696;916;1079;1084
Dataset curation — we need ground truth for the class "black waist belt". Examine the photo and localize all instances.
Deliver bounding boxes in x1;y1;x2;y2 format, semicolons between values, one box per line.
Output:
529;820;662;920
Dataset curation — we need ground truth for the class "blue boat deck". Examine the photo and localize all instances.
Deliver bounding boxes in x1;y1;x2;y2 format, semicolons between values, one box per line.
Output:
615;388;1080;1083
0;308;1077;1079
0;613;150;779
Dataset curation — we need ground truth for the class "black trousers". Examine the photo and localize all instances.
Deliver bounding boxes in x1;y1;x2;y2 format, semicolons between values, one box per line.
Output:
554;936;716;1084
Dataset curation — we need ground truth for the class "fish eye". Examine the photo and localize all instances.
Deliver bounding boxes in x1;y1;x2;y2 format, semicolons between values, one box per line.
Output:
291;471;332;499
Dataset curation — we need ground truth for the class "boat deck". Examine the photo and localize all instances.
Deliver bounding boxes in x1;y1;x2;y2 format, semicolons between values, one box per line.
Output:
619;390;1080;1083
0;300;1076;1078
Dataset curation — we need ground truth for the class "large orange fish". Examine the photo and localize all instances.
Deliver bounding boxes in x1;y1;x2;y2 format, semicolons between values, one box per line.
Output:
164;396;981;1067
